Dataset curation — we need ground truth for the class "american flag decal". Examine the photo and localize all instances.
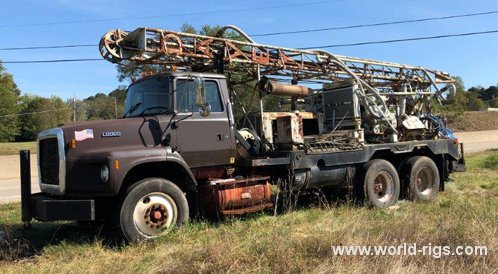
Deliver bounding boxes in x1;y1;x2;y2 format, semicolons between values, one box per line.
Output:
74;129;94;141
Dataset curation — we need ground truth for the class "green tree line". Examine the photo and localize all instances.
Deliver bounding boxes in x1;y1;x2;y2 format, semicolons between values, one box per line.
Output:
0;61;129;141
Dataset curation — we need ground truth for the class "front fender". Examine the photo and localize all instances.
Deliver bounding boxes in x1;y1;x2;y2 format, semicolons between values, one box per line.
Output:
109;147;196;195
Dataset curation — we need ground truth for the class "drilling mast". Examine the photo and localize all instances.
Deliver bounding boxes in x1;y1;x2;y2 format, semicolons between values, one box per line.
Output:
100;25;455;142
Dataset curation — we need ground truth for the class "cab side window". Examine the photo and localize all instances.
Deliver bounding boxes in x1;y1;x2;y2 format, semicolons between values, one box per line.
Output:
176;80;223;113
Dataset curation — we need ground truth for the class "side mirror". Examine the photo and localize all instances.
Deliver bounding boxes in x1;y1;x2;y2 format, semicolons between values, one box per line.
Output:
199;103;211;117
193;76;211;117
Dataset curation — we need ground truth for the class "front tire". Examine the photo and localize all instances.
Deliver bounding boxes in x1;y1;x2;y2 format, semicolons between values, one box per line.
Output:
362;159;400;208
119;178;189;243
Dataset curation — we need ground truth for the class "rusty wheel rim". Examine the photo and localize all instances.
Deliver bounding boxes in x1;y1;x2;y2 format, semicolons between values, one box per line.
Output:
99;30;127;62
373;171;394;203
133;192;177;238
416;166;434;195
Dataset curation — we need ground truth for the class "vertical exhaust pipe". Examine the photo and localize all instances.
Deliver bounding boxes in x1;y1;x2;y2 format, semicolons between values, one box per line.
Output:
20;150;32;228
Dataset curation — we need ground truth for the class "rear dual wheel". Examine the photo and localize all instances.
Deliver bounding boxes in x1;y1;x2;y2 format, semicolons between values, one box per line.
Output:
360;156;440;208
362;159;400;208
403;156;440;202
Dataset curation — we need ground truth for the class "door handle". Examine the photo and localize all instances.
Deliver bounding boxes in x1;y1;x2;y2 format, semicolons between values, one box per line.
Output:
217;134;225;141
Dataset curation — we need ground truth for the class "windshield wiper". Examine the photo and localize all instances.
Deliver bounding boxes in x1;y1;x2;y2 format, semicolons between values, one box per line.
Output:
123;102;142;118
138;106;171;116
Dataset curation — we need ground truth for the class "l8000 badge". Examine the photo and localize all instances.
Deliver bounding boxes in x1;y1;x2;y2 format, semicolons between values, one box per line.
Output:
101;131;121;137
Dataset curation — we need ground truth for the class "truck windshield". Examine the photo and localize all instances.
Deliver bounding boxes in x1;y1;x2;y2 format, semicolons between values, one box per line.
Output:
123;76;171;118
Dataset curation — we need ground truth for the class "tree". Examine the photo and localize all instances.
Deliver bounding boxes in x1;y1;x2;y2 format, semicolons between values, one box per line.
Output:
490;98;498;108
199;25;221;36
0;62;20;141
108;86;128;116
438;76;489;112
437;76;467;113
464;92;487;111
84;93;117;120
18;95;71;141
180;23;196;34
66;98;89;122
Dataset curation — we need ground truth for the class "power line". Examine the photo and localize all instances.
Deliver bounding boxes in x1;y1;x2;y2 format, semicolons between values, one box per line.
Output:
0;44;95;51
3;28;498;64
2;58;102;64
0;108;70;118
252;10;498;37
1;8;498;52
298;29;498;49
0;1;335;28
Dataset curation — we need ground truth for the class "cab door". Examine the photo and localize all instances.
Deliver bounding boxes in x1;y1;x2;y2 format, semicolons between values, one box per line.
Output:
173;77;235;168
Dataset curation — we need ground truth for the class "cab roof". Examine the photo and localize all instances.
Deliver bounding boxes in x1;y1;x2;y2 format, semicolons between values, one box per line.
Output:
130;71;227;86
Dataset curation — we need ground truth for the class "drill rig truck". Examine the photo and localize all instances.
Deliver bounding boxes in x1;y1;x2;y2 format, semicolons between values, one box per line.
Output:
20;25;466;243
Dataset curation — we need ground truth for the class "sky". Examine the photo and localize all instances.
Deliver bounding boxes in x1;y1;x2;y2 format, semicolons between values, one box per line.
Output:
1;0;498;100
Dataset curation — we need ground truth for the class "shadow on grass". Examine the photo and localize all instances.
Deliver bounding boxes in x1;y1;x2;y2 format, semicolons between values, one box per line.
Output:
0;221;124;261
0;189;361;262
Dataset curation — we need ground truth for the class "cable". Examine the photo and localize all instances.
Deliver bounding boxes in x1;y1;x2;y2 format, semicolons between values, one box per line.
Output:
2;8;498;52
3;28;498;64
0;108;70;118
251;10;498;37
298;29;498;49
0;0;335;28
2;58;102;64
0;44;95;51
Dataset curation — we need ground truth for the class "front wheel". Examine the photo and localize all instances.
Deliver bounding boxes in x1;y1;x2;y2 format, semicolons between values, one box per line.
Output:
119;178;189;243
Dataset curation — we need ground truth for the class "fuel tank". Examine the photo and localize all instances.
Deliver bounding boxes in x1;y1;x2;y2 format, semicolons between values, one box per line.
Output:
200;177;273;215
294;165;349;189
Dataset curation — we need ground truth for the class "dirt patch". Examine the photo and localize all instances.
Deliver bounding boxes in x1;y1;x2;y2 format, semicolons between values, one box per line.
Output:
447;111;498;132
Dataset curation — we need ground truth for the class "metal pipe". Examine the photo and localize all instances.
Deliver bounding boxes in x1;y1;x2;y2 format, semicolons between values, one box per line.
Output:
257;65;264;138
20;150;32;226
267;81;309;97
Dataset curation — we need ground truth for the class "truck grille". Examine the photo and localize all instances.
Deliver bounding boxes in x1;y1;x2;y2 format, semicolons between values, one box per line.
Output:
39;138;60;186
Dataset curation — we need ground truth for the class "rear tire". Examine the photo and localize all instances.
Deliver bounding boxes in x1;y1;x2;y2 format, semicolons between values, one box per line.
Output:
404;156;440;202
119;178;189;243
362;159;400;208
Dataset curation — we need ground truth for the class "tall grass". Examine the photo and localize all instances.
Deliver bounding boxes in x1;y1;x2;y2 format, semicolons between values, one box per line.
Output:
483;153;498;169
0;152;497;273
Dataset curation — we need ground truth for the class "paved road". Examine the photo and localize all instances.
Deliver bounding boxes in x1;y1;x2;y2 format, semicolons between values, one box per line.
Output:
453;130;498;153
1;130;498;204
464;140;498;153
0;177;39;203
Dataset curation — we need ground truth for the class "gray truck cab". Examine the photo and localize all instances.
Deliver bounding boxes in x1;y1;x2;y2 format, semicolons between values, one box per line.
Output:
123;72;236;169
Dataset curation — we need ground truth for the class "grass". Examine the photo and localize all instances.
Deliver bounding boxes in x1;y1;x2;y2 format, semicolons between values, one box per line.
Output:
483;153;498;169
1;152;497;273
0;142;36;155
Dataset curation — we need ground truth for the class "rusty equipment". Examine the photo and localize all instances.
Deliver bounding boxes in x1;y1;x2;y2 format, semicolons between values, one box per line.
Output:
99;25;456;142
201;177;272;215
264;81;309;97
100;26;455;136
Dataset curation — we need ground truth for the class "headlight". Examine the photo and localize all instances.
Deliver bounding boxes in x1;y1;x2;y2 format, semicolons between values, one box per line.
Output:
100;165;110;183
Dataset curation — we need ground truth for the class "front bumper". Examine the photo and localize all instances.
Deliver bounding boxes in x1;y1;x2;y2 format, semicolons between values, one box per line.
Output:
26;194;95;222
20;150;95;223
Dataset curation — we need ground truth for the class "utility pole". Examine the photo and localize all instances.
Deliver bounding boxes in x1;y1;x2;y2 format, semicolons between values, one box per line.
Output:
114;97;118;118
73;96;76;123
